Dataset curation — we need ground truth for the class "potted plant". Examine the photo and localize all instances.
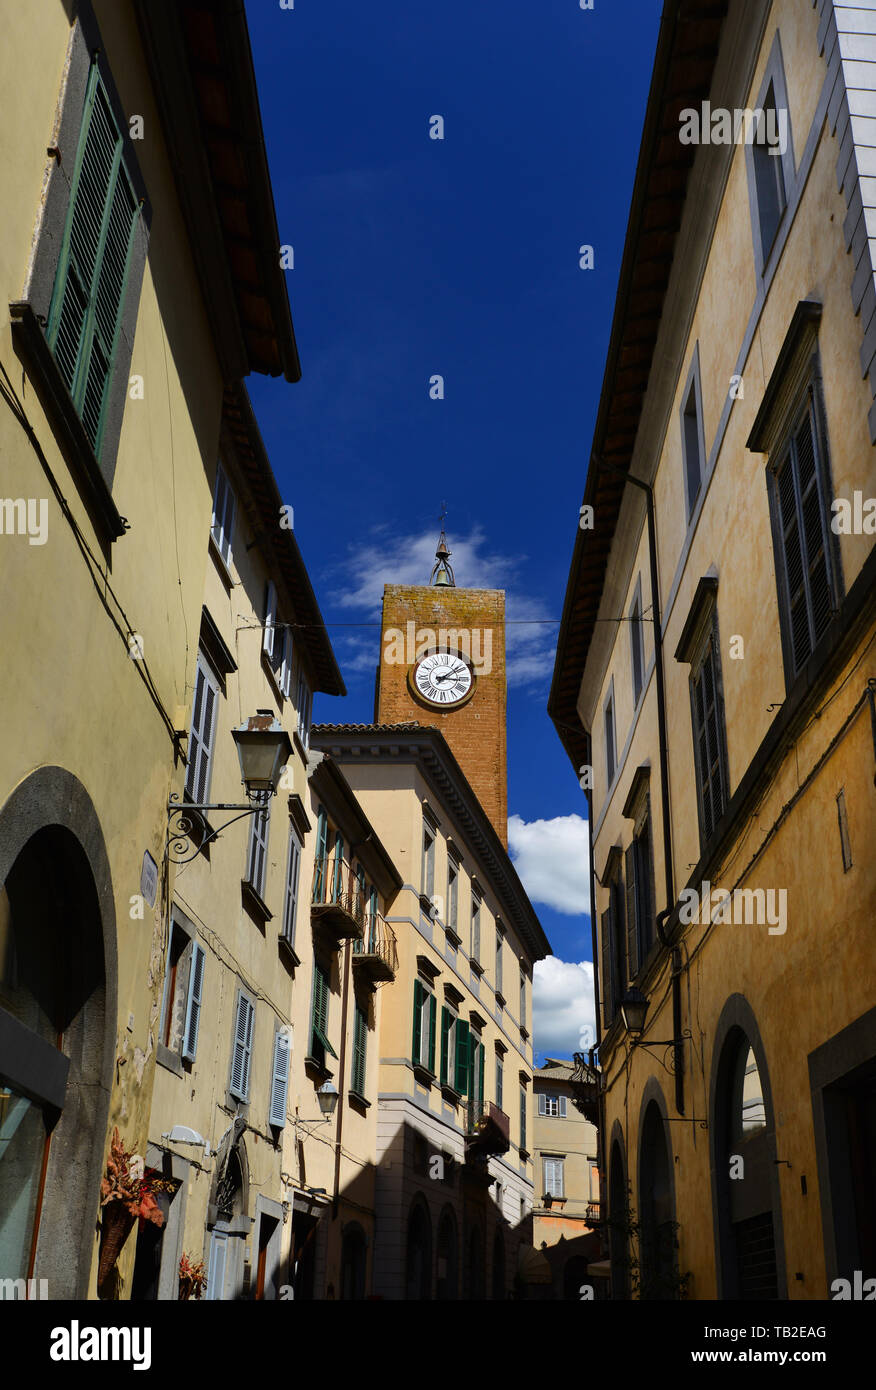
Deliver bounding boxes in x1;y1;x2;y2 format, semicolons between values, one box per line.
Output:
98;1127;171;1287
178;1252;208;1300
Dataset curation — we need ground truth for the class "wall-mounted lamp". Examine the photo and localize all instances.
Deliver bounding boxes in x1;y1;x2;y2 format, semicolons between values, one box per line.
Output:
167;711;292;864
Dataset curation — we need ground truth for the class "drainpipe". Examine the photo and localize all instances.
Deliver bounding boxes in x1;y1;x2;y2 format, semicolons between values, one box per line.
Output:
595;458;684;1115
595;457;675;933
332;938;352;1220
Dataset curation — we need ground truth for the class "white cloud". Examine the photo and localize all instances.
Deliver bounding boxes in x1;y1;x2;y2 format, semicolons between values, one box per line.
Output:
324;525;558;691
507;813;590;917
533;958;595;1059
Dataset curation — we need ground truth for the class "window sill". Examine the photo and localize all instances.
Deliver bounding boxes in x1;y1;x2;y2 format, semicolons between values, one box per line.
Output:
440;1083;461;1106
241;879;272;925
445;926;461;949
519;1148;530;1163
156;1042;184;1077
470;958;484;978
278;934;300;968
520;1026;530;1042
208;531;235;592
412;1063;436;1088
9;301;128;544
304;1055;332;1084
495;990;506;1007
348;1090;370;1114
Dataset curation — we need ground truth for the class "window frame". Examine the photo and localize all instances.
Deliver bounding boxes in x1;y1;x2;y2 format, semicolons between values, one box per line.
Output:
422;820;435;900
680;346;706;521
744;34;796;279
470;888;482;965
688;609;731;851
210;461;236;570
603;678;617;790
281;824;302;947
229;988;255;1103
244;795;271;902
351;1002;368;1099
543;1156;565;1199
184;652;221;806
629;576;645;707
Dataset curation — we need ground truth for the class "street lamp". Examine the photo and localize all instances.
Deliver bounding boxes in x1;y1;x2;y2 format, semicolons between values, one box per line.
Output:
620;989;649;1037
166;710;293;864
317;1081;339;1119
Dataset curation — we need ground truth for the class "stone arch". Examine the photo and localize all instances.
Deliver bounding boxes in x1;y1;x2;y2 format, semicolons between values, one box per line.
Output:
607;1119;630;1299
636;1078;678;1298
0;765;117;1299
436;1204;458;1300
405;1194;432;1300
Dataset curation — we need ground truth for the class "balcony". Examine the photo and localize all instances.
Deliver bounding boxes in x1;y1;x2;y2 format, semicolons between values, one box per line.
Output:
311;856;365;942
464;1099;510;1160
352;912;398;982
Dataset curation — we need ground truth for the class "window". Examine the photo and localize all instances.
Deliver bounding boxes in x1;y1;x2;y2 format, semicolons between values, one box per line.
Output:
264;581;292;697
630;583;645;706
268;1028;291;1128
600;859;627;1028
604;685;616;788
543;1157;565;1199
447;856;459;933
351;1004;368;1098
681;358;705;519
279;628;293;701
422;821;435;899
210;462;236;568
768;390;837;682
440;1006;458;1087
471;890;481;964
520;1088;527;1153
185;654;220;804
538;1093;568;1118
625;799;656;979
495;929;503;996
229;991;255;1102
281;827;301;946
519;967;526;1027
245;796;271;900
310;959;337;1069
412;979;436;1072
46;64;141;457
752;81;787;261
313;805;329;903
496;1056;504;1110
296;672;312;745
159;923;205;1064
690;620;729;846
454;1017;470;1094
470;1031;485;1111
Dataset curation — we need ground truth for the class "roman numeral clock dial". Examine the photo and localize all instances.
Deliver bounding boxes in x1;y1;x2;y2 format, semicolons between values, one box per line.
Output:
410;651;475;709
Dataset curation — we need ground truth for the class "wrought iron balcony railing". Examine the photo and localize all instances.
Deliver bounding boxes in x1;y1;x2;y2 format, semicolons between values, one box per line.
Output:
311;856;365;941
464;1098;511;1158
352;912;398;982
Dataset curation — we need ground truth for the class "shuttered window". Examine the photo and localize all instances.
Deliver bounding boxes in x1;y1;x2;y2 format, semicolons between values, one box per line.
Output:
206;1231;228;1301
281;828;301;946
280;629;294;700
454;1017;470;1094
520;1088;527;1152
538;1093;567;1118
310;959;337;1065
351;1004;367;1098
440;1007;457;1085
185;655;220;804
690;629;729;844
181;942;205;1064
496;1056;503;1110
543;1157;565;1199
770;393;836;680
229;991;254;1101
47;63;140;457
422;822;435;898
210;462;236;567
495;929;503;994
269;1028;291;1128
625;810;656;981
263;581;279;668
245;796;271;899
601;876;626;1028
313;805;329;902
471;891;481;964
296;673;312;746
412;980;436;1072
630;588;645;705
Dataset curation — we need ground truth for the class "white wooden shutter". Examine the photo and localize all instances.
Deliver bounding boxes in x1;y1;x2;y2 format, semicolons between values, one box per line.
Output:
538;1093;547;1116
269;1028;291;1127
211;462;236;566
263;582;278;666
246;802;270;898
182;942;205;1063
185;656;219;803
207;1231;228;1300
296;673;311;745
280;628;293;698
230;992;254;1100
559;1094;567;1118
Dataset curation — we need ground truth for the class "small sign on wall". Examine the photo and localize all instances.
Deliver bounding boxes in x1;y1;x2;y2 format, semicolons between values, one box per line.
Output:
140;850;158;909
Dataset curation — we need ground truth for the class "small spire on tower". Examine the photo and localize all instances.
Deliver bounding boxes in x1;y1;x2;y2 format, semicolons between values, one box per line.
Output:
430;504;456;587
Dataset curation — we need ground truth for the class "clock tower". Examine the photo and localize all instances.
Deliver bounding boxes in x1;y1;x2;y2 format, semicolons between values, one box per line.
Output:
375;525;508;846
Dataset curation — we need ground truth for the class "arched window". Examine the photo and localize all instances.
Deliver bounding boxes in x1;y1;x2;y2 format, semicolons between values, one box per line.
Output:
713;1017;781;1299
436;1208;458;1300
638;1099;676;1299
405;1199;432;1300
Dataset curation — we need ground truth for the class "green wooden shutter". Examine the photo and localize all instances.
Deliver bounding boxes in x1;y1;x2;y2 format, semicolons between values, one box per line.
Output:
601;906;614;1024
412;979;423;1064
625;844;639;981
352;1005;367;1097
311;961;337;1059
314;807;328;901
48;65;139;455
427;992;436;1073
455;1019;470;1094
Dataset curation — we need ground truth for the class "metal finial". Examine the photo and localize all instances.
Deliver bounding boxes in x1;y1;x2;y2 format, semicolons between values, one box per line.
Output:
430;505;455;586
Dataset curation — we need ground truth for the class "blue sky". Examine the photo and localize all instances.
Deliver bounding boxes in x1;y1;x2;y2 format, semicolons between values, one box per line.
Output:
244;0;663;1058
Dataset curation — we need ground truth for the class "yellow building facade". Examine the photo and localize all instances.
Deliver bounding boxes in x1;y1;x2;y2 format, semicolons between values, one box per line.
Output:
551;0;876;1300
0;0;299;1298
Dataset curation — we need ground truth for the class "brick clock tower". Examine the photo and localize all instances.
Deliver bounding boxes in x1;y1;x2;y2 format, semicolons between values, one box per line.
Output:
375;525;508;846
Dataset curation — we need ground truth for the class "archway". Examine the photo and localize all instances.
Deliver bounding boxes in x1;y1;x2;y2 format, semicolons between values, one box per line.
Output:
340;1221;367;1300
0;768;115;1299
436;1206;458;1300
491;1227;505;1301
710;995;785;1299
637;1091;677;1298
608;1127;630;1299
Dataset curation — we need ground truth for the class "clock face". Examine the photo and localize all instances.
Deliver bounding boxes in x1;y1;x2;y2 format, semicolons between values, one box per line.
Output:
411;651;475;708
